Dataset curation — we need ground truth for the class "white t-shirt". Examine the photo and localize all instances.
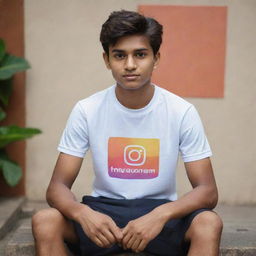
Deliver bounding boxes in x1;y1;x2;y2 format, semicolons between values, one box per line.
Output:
58;85;212;200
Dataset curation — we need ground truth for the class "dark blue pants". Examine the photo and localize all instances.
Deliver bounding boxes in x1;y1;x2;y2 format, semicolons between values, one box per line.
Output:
67;196;210;256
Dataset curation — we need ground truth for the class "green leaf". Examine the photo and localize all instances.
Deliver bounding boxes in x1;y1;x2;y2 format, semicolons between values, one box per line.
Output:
0;54;30;80
1;158;22;186
0;149;8;160
0;125;42;148
0;109;6;121
0;39;5;62
0;78;12;106
0;150;22;187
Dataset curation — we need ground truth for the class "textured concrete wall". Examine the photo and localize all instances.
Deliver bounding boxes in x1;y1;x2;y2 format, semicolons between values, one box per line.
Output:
25;0;256;204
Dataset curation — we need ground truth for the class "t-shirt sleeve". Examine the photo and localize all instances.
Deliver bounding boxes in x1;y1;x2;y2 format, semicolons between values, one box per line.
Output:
179;105;212;162
57;102;89;158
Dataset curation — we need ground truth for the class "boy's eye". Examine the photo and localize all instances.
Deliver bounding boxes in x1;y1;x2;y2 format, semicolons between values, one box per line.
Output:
114;53;125;59
135;52;147;58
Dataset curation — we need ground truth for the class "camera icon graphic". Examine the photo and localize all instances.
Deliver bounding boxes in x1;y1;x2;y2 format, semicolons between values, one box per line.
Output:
124;145;146;166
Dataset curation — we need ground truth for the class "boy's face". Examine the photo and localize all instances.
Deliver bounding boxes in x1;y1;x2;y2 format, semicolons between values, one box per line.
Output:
103;34;160;91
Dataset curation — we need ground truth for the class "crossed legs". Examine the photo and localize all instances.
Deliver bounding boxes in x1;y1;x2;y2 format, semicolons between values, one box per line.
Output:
32;208;223;256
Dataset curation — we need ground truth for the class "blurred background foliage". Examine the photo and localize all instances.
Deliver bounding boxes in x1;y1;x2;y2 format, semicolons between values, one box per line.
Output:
0;38;41;187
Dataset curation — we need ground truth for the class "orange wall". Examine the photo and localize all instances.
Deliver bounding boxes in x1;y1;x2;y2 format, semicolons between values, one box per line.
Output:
0;0;25;196
139;5;227;98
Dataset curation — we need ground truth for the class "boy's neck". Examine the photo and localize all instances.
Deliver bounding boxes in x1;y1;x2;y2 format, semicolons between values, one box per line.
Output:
115;83;155;109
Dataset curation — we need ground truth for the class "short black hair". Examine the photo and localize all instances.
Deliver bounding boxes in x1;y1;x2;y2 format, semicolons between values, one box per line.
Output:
100;10;163;56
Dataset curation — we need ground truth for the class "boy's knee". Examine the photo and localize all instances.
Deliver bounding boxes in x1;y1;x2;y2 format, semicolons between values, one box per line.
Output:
197;211;223;232
32;208;63;240
188;211;223;240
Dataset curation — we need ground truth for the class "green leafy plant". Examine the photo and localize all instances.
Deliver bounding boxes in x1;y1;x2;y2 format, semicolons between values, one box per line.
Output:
0;38;41;187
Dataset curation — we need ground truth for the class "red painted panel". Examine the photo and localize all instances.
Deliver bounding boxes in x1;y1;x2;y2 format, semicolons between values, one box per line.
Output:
0;0;26;196
138;5;227;97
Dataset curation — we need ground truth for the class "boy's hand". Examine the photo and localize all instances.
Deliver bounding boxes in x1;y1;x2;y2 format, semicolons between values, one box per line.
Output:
121;210;166;253
75;205;123;248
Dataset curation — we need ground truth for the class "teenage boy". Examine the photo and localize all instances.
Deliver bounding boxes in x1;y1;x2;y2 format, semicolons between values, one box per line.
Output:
32;10;223;256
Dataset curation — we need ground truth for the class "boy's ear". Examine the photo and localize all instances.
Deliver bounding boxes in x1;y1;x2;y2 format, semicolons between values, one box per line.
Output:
153;52;160;69
103;52;111;69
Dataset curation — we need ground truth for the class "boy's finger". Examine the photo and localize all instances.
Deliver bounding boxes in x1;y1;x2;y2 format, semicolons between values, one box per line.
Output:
121;225;128;236
131;238;141;252
97;233;112;248
110;224;123;242
126;235;137;249
93;236;104;248
102;229;116;244
136;239;147;252
122;232;132;250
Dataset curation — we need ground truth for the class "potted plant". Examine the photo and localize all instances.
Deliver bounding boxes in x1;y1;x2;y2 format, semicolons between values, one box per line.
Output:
0;38;41;187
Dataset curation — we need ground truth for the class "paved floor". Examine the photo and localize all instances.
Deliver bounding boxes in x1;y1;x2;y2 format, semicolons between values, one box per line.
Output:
215;204;256;250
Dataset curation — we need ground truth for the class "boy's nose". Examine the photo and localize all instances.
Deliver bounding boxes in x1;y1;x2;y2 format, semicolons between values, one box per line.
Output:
125;56;137;71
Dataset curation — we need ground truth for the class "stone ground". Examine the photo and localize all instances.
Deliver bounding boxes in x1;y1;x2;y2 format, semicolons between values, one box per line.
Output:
0;197;256;255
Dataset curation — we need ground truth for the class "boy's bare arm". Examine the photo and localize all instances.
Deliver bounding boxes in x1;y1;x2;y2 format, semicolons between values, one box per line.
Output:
121;157;218;252
46;153;123;248
46;153;83;219
154;157;218;220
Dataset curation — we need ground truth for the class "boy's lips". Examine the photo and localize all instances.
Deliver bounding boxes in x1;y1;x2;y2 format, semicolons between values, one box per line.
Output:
123;74;140;80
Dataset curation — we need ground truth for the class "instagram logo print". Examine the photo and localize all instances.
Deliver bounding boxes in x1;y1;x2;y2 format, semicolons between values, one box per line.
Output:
124;145;146;166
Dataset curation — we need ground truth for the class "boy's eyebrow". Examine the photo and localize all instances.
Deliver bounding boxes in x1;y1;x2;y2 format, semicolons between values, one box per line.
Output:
111;49;125;53
111;48;149;53
134;48;149;51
